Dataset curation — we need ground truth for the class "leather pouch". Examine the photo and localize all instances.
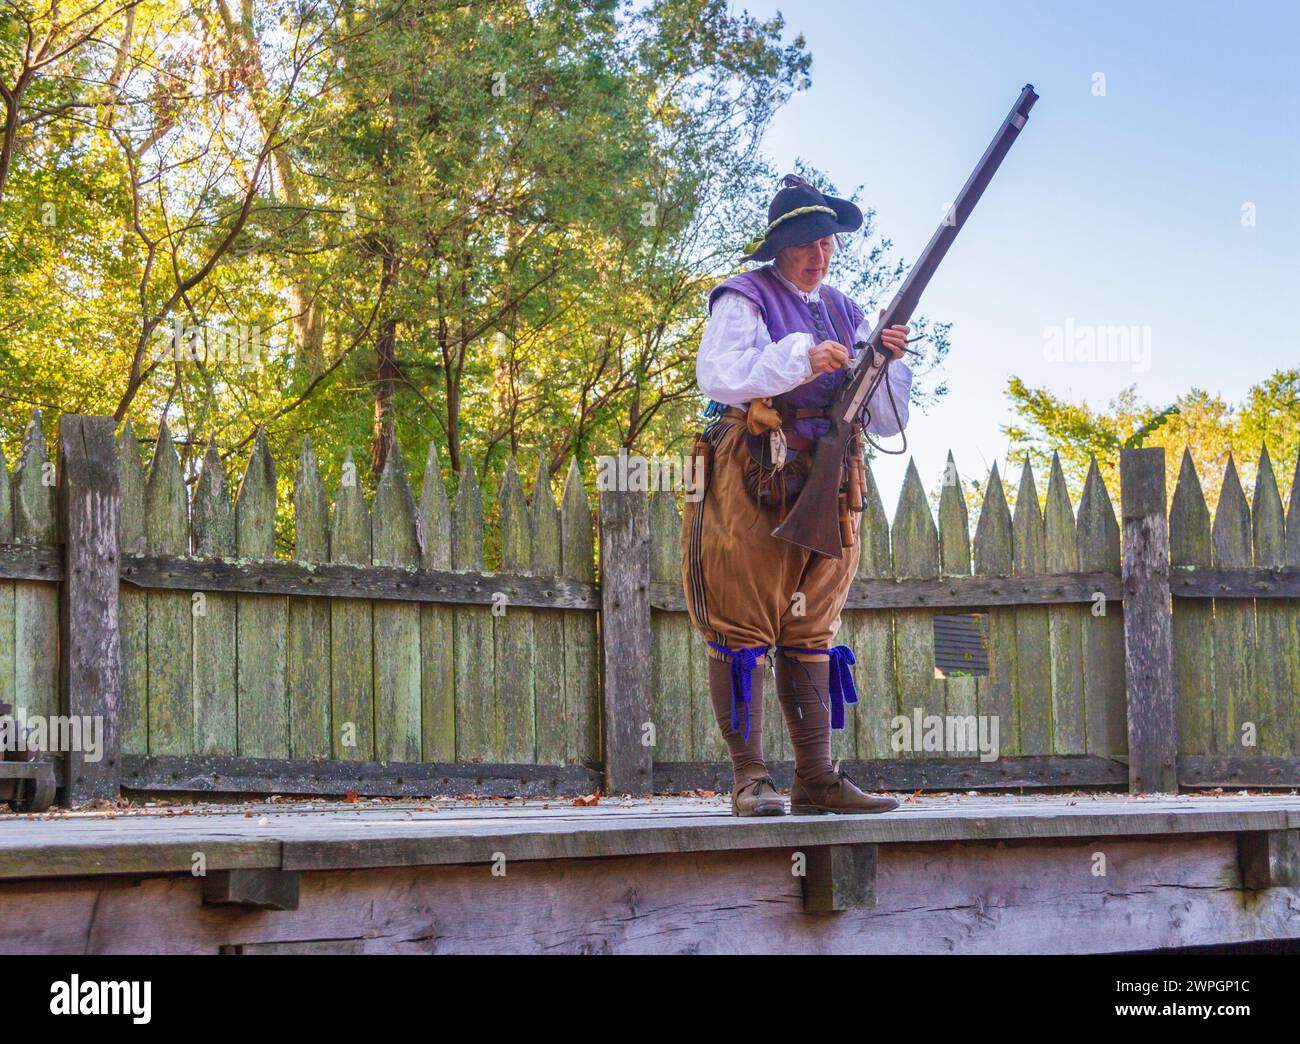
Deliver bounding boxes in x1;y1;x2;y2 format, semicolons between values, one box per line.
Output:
743;430;812;510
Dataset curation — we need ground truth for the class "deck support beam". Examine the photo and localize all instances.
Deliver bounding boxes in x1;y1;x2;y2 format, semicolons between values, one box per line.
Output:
800;843;878;912
1237;829;1300;889
202;869;301;911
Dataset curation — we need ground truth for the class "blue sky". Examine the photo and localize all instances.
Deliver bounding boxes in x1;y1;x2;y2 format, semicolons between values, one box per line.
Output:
736;0;1299;508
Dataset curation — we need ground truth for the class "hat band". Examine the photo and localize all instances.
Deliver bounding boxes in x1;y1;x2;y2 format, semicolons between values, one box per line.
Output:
743;204;838;255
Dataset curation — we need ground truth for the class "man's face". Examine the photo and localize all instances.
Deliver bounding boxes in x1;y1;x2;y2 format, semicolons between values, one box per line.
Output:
777;236;835;292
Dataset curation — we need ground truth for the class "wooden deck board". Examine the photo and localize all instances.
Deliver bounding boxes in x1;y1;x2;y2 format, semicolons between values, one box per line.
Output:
4;794;1300;954
3;794;1299;880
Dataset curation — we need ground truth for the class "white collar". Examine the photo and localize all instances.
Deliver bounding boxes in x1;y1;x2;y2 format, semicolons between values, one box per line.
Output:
769;265;822;304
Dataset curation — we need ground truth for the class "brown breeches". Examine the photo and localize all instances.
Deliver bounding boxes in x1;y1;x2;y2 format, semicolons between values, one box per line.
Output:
683;410;859;786
679;412;860;659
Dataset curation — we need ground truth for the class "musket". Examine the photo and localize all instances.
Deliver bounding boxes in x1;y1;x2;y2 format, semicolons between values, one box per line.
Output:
771;83;1040;558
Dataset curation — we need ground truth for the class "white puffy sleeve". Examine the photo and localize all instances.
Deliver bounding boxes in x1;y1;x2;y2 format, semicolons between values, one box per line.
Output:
696;290;815;406
852;312;913;437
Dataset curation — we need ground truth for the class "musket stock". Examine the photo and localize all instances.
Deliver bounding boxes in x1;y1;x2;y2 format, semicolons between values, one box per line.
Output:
771;84;1039;557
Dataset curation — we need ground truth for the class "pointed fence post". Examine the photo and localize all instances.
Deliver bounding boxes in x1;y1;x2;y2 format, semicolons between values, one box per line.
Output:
191;443;236;756
599;483;652;795
116;425;148;755
57;415;121;805
1120;447;1177;793
1012;461;1050;754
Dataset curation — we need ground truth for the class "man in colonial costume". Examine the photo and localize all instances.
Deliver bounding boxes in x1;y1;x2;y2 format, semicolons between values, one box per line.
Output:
681;175;913;817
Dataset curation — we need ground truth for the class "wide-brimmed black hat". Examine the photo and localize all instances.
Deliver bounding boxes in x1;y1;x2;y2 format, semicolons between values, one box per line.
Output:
740;174;863;263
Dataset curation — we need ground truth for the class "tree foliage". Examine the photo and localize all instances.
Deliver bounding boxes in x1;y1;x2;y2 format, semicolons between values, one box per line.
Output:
0;0;950;538
1004;370;1300;509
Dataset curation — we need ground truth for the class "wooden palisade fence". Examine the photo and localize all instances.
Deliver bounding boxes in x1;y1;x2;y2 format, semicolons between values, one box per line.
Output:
0;413;1298;808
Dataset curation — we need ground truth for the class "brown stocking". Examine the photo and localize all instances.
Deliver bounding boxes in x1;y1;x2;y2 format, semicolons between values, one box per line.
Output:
707;655;767;787
774;654;838;789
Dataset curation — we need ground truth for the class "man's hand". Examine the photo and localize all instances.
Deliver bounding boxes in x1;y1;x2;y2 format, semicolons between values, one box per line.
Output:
879;308;910;360
809;339;850;374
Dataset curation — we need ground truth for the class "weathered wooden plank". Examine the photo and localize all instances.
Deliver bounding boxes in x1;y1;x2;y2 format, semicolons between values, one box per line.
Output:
844;462;896;760
973;464;1018;756
330;448;373;761
288;438;330;758
0;544;60;580
650;489;692;763
12;409;58;727
494;458;535;763
1044;454;1084;754
120;753;600;799
655;754;1128;793
144;422;191;755
6;791;1296;884
56;416;121;805
937;453;976;757
891;460;942;758
120;554;598;607
1169;449;1213;754
235;432;288;759
1212;455;1255;758
7;790;1300;899
190;443;236;756
1121;447;1177;793
418;440;455;762
372;441;422;763
1179;755;1300;788
452;461;492;762
0;443;13;731
561;459;599;766
1076;457;1125;757
1170;567;1300;598
1251;447;1291;756
600;485;652;794
116;424;148;755
531;457;566;765
0;836;283;883
652;570;1125;612
1012;461;1050;754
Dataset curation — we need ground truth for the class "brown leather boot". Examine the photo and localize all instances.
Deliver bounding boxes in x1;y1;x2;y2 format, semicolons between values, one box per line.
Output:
731;774;785;817
789;765;898;815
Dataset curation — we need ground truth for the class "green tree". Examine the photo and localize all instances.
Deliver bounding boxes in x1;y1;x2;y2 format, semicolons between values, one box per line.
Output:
1004;371;1300;509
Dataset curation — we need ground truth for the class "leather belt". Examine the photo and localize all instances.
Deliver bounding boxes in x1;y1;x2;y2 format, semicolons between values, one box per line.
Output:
722;406;819;453
782;428;816;452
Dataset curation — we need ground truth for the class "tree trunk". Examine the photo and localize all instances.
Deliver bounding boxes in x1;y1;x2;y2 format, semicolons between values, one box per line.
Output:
371;242;401;477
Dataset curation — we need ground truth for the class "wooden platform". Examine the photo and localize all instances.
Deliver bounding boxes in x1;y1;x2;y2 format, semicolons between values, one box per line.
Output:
2;792;1299;953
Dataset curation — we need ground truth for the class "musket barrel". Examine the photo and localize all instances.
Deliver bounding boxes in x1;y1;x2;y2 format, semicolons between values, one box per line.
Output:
771;84;1039;557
